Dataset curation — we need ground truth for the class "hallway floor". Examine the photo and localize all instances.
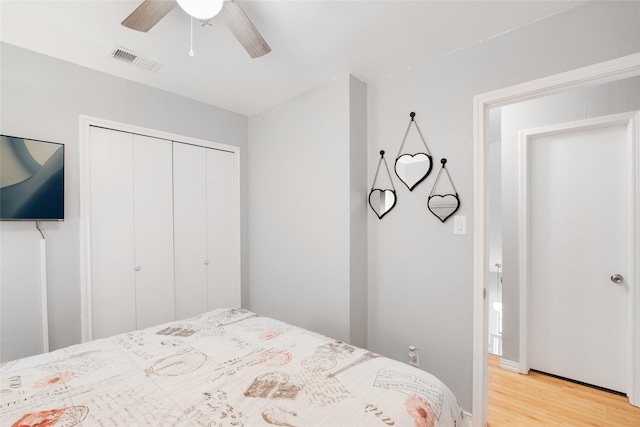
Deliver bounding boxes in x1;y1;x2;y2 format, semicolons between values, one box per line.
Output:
487;354;640;426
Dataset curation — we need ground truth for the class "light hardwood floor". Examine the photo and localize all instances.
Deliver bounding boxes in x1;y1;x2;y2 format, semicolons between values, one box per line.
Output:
487;354;640;426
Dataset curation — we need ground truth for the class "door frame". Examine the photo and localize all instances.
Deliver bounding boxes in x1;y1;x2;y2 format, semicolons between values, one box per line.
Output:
518;112;639;383
472;53;640;427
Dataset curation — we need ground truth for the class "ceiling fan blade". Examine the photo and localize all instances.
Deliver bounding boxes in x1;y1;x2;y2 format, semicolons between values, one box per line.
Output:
219;0;271;58
122;0;177;32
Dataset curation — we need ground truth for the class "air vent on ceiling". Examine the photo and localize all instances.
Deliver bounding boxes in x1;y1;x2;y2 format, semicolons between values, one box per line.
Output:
108;45;163;73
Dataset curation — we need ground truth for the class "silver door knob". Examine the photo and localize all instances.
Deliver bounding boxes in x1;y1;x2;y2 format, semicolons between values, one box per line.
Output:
611;274;623;284
204;260;209;265
135;266;141;272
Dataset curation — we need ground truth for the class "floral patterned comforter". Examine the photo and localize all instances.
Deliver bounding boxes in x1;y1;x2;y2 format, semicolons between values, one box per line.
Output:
1;309;464;427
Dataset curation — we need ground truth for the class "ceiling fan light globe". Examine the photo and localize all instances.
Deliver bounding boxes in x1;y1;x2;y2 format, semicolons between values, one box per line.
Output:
176;0;224;20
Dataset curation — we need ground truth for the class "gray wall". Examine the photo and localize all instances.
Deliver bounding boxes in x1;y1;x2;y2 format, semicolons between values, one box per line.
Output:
366;1;639;411
500;76;640;364
0;42;248;360
348;76;369;348
247;74;368;345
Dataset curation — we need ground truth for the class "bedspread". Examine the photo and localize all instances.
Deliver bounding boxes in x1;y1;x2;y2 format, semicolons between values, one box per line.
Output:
1;308;464;426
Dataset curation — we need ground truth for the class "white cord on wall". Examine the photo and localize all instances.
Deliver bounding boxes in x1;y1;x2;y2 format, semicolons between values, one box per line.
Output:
36;221;49;353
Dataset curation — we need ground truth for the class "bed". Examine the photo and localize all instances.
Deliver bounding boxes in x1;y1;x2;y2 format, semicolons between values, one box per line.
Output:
1;308;464;427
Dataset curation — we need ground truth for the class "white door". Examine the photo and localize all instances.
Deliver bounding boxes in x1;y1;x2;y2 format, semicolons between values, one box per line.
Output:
528;121;628;393
173;142;208;319
132;134;175;329
173;143;240;318
89;127;175;338
206;148;239;309
89;126;137;338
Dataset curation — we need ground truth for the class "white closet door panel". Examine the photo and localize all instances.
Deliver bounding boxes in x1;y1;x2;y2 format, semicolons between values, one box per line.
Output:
173;142;208;319
207;149;239;308
132;135;175;329
88;127;136;338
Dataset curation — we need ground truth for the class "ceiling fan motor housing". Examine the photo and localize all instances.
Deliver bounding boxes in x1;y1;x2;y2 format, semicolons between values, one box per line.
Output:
176;0;224;20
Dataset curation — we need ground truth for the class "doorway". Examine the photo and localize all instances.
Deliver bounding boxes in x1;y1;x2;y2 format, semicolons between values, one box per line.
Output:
471;53;640;427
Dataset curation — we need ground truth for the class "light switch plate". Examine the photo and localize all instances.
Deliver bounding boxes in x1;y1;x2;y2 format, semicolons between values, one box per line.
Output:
453;215;467;235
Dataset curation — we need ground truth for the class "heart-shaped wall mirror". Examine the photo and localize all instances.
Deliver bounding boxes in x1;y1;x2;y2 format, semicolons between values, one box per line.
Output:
428;194;460;223
394;112;433;191
395;153;433;191
428;158;461;223
369;150;397;220
369;189;397;219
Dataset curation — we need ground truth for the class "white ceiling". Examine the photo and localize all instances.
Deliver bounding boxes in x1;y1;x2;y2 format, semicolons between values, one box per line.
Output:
1;0;586;116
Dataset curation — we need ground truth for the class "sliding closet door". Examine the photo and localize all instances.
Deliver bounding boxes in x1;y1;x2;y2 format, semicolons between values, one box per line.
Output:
85;121;240;339
89;127;175;338
173;142;208;319
132;135;175;329
89;127;136;338
207;148;239;309
174;143;239;319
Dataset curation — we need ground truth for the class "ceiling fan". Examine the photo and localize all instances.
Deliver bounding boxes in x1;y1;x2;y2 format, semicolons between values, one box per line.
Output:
121;0;271;58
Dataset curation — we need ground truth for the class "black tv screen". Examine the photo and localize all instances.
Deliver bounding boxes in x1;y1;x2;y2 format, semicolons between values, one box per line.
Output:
0;135;65;221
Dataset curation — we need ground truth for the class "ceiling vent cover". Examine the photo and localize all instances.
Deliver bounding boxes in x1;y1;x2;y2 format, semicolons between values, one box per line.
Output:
108;45;163;73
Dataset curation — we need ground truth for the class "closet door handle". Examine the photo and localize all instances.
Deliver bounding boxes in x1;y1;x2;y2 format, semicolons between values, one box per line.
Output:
610;274;623;284
135;266;141;272
204;260;209;265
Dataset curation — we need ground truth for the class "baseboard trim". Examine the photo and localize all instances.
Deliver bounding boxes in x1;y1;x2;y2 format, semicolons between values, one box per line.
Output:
463;410;473;427
499;358;520;373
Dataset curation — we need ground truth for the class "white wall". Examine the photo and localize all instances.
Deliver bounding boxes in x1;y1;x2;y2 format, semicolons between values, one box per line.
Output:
367;1;639;411
247;74;367;345
0;229;45;360
499;75;640;364
0;42;248;361
349;76;369;347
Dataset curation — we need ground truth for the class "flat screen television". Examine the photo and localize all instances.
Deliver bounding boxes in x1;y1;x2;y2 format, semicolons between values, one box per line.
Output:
0;135;65;221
